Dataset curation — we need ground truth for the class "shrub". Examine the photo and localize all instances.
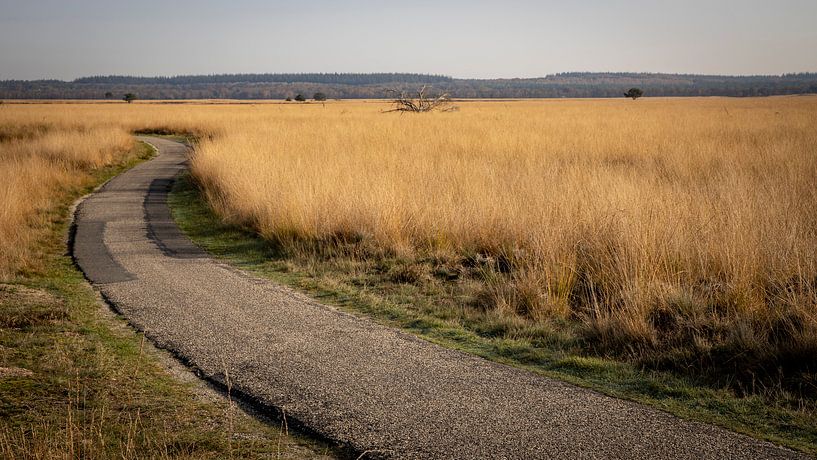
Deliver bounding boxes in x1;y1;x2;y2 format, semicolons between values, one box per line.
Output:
624;88;644;100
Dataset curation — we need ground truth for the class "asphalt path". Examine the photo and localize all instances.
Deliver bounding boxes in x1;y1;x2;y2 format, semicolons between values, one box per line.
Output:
72;136;806;459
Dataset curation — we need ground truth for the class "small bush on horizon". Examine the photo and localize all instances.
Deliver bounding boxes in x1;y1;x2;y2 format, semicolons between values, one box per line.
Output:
624;88;644;99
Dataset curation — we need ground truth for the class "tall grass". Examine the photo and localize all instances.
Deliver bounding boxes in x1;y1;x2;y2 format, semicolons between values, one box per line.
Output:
2;98;815;393
0;114;133;278
188;97;817;391
0;102;234;279
0;103;328;459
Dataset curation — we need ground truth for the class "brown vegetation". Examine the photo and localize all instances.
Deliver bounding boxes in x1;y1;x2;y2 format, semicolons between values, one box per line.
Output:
385;85;454;113
0;115;133;278
0;105;331;458
2;98;816;398
188;97;817;395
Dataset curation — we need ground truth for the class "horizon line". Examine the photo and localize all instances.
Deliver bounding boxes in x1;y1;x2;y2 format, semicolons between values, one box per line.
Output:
5;70;817;83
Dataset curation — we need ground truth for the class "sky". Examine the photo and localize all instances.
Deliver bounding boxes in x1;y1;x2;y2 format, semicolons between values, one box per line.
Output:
1;0;816;80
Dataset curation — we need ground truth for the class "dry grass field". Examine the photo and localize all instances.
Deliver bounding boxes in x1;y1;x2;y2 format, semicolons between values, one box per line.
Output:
0;104;331;458
0;117;133;278
189;97;817;394
2;97;816;397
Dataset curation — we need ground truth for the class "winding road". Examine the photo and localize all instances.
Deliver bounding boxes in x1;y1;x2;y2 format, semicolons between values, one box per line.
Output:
71;137;805;459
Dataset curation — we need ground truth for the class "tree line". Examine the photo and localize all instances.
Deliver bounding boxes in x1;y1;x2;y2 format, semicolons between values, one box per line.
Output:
72;73;454;86
2;73;816;100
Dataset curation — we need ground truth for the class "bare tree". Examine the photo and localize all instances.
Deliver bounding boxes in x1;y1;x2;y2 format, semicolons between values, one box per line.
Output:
384;85;456;113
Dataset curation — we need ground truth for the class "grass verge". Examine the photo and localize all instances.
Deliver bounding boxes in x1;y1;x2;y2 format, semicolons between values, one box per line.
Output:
0;142;335;459
170;172;817;455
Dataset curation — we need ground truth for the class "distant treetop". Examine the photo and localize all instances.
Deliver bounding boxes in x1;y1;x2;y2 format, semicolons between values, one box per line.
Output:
73;73;454;86
624;88;644;99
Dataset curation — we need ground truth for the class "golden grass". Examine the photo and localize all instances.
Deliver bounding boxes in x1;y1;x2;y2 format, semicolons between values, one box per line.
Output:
2;97;816;391
0;104;333;459
0;113;133;278
188;97;817;389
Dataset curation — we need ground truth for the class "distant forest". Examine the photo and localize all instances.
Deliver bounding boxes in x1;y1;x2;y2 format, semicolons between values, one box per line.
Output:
2;72;817;100
73;72;454;86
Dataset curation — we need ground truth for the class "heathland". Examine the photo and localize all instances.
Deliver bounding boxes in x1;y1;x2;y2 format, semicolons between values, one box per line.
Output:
0;105;333;457
3;72;817;99
1;97;816;451
191;98;817;391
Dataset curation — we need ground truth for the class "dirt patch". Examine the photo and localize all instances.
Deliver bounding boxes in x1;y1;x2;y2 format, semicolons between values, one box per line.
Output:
0;283;61;305
0;283;68;329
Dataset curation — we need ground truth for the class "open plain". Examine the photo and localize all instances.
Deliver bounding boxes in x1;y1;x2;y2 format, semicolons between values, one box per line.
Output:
1;97;817;456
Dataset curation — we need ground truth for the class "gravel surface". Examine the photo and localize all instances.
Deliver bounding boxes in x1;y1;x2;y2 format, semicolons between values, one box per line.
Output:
72;137;807;459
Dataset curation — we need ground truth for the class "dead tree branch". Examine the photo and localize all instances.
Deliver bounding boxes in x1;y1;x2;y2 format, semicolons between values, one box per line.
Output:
383;85;457;113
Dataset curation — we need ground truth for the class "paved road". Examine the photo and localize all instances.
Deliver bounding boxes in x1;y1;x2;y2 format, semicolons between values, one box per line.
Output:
72;137;806;459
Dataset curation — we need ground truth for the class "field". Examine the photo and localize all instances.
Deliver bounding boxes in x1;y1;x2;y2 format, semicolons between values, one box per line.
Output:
189;98;817;393
0;117;132;278
2;97;817;450
0;104;333;458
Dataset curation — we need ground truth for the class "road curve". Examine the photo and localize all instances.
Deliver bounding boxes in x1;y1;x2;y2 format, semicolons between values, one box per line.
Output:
72;137;805;459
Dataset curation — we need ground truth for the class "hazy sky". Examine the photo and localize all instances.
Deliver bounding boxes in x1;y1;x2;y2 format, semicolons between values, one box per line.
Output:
1;0;816;80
